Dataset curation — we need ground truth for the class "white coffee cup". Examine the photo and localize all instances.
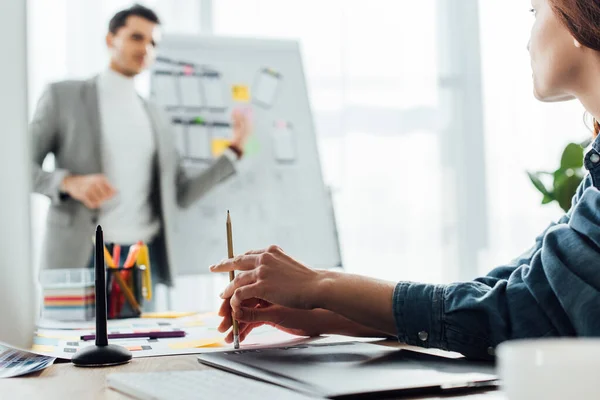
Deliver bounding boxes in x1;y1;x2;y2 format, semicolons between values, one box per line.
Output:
497;338;600;400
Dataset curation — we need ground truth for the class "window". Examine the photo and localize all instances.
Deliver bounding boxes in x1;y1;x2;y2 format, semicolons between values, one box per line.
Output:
215;0;448;283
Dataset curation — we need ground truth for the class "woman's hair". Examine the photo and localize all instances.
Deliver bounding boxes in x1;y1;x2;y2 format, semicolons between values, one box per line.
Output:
550;0;600;51
550;0;600;136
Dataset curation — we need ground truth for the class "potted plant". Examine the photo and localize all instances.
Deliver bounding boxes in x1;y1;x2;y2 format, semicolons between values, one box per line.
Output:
528;139;592;212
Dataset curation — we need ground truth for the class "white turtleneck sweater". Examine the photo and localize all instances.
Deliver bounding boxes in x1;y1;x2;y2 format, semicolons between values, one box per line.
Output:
96;68;160;244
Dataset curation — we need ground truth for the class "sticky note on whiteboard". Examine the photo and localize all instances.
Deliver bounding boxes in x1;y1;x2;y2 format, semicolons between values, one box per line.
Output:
253;68;281;108
211;138;231;157
272;121;295;163
232;85;250;102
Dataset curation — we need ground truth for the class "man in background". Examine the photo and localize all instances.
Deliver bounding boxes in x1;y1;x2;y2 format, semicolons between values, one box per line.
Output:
30;4;250;295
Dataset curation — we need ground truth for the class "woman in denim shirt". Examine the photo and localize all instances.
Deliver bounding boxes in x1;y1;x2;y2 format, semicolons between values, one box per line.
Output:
211;0;600;360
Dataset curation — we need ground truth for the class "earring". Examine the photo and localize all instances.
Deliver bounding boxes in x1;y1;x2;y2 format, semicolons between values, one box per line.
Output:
574;39;582;48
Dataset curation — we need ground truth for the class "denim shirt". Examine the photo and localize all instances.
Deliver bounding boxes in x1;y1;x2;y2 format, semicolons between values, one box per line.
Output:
393;138;600;360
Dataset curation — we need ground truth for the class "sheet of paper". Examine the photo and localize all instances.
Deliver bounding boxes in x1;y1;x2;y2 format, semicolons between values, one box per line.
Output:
173;123;187;154
141;311;199;319
253;68;281;108
272;121;296;162
32;314;325;360
179;75;204;108
202;72;226;109
0;344;55;378
153;73;180;107
187;125;212;160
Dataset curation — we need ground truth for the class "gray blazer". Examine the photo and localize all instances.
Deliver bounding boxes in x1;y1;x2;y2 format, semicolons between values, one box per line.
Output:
31;77;236;286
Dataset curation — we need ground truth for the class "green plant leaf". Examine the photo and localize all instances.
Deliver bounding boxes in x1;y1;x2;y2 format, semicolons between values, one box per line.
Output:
554;174;583;212
527;171;551;196
553;169;568;191
560;143;584;170
541;194;554;204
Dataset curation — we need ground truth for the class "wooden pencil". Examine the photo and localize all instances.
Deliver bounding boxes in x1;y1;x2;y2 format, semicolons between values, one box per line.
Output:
226;210;240;349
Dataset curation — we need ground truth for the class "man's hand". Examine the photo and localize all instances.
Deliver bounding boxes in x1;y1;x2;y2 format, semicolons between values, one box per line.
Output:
61;174;116;209
229;108;251;149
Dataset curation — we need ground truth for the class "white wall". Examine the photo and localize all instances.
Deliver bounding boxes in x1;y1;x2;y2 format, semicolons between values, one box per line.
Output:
0;0;36;349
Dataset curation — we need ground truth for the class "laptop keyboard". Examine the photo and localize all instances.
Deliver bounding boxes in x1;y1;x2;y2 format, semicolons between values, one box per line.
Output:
107;369;324;400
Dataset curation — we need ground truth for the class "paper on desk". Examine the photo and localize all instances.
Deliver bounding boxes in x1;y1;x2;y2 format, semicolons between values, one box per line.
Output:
33;313;361;361
141;311;200;319
0;344;55;378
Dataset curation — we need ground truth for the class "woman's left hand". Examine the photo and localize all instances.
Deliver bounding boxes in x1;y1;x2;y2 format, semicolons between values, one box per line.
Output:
209;245;325;315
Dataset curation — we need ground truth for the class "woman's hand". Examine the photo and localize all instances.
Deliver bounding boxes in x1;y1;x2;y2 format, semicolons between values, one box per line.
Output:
210;245;398;338
210;246;326;315
216;297;389;344
216;298;329;343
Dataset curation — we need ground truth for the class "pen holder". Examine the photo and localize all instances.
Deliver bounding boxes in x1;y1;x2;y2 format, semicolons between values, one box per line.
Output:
106;266;145;319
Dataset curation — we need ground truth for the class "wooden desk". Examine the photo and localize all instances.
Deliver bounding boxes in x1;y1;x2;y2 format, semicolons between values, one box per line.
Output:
2;342;506;399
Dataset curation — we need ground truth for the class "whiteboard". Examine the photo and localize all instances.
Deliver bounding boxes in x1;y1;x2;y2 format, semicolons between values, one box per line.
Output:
151;35;342;275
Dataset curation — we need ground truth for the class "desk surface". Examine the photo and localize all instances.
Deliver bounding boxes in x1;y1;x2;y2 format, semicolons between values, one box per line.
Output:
2;342;506;400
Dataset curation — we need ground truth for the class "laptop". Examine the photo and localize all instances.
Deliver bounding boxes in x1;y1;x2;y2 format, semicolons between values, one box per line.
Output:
197;341;498;399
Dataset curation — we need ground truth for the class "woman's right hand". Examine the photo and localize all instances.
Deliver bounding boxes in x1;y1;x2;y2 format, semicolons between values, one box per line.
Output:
217;297;389;344
217;298;332;344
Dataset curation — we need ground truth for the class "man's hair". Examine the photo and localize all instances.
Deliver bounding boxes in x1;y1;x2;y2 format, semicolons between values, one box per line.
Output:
108;4;160;34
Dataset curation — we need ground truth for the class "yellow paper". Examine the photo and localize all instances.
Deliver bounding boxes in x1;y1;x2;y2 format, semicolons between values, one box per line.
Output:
141;311;199;319
232;85;250;102
36;333;79;341
182;321;205;327
168;338;224;349
31;344;55;353
211;138;231;157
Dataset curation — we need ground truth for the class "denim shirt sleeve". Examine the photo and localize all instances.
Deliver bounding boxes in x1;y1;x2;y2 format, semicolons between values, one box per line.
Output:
393;174;600;360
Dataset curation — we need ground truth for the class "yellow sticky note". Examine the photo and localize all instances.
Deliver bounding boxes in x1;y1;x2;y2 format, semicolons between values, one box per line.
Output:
141;311;199;319
36;333;79;341
168;338;224;350
211;138;231;157
183;321;205;328
232;85;250;102
31;344;55;353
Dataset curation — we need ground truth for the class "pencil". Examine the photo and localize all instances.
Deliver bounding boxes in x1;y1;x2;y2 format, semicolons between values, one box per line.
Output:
103;245;142;315
226;210;240;349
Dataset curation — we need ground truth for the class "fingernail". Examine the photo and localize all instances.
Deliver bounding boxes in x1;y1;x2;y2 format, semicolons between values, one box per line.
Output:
219;292;224;298
209;265;215;270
